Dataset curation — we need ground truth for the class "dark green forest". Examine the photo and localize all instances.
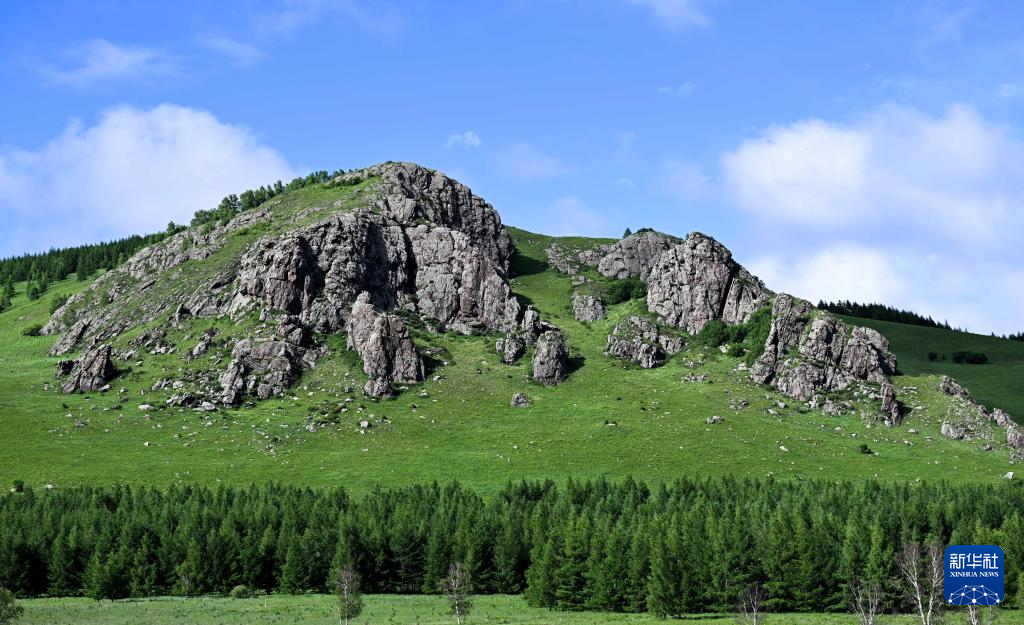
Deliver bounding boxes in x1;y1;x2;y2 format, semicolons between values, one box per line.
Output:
2;479;1022;615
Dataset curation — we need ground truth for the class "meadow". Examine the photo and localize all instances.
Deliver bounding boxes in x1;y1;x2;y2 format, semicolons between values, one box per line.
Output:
14;595;1022;625
0;221;1020;494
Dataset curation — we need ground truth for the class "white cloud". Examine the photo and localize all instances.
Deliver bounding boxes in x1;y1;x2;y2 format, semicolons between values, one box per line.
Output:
626;0;710;29
201;36;266;67
749;246;906;306
537;196;606;237
42;39;177;87
0;104;295;257
721;103;1024;244
654;160;710;202
445;131;481;149
494;143;576;181
617;177;635;188
657;82;695;97
257;0;404;38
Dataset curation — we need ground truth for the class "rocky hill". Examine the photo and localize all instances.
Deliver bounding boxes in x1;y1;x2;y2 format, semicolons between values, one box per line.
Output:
11;162;1020;488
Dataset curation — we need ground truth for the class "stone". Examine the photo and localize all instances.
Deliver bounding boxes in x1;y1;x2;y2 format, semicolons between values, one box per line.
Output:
647;232;773;334
571;292;606;322
220;339;313;405
532;330;569;386
706;415;724;424
511;393;531;407
496;334;526;365
346;292;423;398
880;381;902;426
596;230;678;281
58;345;116;394
138;404;154;411
606;316;679;368
1009;424;1024;459
939;375;971;400
1005;472;1015;480
277;316;310;346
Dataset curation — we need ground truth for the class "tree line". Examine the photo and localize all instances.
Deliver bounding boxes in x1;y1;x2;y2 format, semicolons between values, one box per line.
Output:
1;478;1022;615
820;300;1024;343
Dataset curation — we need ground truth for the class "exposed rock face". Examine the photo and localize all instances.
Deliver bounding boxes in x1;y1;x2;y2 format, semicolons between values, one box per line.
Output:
605;316;682;369
597;230;678;281
277;316;309;346
58;344;116;394
1009;424;1024;459
532;330;569;386
936;374;1020;454
346;292;423;397
220;339;314;404
750;295;897;403
191;329;218;359
572;293;606;322
647;233;773;334
545;243;609;276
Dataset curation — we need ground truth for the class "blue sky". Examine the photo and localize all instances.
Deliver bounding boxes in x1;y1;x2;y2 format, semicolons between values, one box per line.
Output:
2;0;1023;333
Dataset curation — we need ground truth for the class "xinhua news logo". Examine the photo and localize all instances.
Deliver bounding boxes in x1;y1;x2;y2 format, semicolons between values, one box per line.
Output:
944;545;1004;606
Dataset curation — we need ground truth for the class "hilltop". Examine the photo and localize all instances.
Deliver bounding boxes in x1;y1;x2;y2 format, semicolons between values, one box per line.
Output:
0;162;1021;492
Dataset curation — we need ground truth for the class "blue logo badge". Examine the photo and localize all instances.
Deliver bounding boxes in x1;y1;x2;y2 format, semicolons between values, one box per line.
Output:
944;545;1004;606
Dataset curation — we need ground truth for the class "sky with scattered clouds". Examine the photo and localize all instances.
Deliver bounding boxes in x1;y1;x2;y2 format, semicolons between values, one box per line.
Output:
1;0;1023;333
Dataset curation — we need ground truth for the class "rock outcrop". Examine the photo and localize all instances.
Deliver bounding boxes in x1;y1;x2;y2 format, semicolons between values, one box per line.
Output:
880;381;902;426
532;330;569;386
935;375;1021;456
597;230;678;282
647;233;773;334
57;344;116;394
939;375;971;400
345;292;423;397
605;316;682;368
750;294;897;404
220;339;315;404
572;293;606;322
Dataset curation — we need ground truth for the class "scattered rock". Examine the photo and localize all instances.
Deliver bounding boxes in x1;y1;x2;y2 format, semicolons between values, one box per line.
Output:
939;375;971;400
138;404;154;411
683;372;710;383
706;415;724;424
511;393;531;407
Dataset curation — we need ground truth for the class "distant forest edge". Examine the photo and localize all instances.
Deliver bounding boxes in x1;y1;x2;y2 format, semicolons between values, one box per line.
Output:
820;300;1024;341
0;169;362;313
2;479;1023;616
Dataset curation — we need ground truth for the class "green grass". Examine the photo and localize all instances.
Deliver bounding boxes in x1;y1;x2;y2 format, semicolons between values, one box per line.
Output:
0;217;1021;493
841;316;1024;421
15;595;1021;625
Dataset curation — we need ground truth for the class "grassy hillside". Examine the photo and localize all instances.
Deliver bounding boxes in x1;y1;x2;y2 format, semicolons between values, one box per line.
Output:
840;316;1024;420
15;595;1020;625
0;189;1020;492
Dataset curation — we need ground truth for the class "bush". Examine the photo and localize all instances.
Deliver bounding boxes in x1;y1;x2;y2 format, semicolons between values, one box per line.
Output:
0;588;22;624
10;481;23;493
229;584;254;598
858;444;873;455
927;352;938;361
741;307;773;366
602;277;646;305
692;320;729;348
21;323;43;337
952;351;988;364
49;293;70;315
726;343;746;357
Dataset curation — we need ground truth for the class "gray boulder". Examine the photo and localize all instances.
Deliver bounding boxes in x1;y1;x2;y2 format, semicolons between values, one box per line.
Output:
1008;424;1024;459
605;316;681;369
532;330;569;386
596;230;678;281
939;375;971;400
647;232;773;334
220;339;313;404
496;334;526;365
58;344;116;394
572;293;606;322
511;393;531;407
880;381;902;426
346;292;423;397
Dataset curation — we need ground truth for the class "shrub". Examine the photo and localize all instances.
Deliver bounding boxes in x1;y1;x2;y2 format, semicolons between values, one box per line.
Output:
726;343;746;358
0;588;22;624
692;320;728;348
49;293;70;315
858;444;873;455
229;584;254;598
952;351;988;364
21;323;43;337
11;481;23;493
927;352;938;361
602;277;646;305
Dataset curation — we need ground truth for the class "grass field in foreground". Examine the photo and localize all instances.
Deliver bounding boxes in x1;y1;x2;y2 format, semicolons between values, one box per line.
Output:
841;316;1024;420
16;595;1023;625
